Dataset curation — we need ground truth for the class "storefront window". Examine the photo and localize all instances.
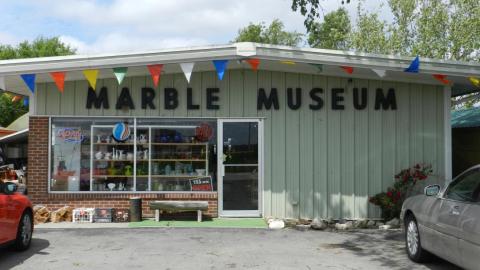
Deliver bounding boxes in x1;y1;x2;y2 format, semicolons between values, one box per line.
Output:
50;118;217;192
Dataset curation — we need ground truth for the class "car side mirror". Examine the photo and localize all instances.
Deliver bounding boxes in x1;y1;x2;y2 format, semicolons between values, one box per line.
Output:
3;182;18;195
424;184;441;196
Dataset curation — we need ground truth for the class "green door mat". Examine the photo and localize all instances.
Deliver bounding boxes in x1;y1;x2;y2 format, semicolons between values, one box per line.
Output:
129;218;267;228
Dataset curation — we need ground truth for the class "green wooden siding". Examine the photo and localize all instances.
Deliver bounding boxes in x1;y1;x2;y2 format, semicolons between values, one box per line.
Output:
35;70;446;219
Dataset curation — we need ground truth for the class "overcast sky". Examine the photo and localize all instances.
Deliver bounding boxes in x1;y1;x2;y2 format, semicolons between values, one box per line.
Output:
0;0;389;54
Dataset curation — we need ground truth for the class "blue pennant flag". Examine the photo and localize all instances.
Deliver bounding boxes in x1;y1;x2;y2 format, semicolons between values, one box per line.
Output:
23;97;29;107
213;60;229;80
404;56;420;73
20;74;36;93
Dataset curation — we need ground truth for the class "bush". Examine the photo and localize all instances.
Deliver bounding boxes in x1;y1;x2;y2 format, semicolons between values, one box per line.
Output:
369;164;433;220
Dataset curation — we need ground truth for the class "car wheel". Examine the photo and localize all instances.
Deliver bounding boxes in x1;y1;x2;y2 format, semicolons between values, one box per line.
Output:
405;214;430;262
13;211;33;251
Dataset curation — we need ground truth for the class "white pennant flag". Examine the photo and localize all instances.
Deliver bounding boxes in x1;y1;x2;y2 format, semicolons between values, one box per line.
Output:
372;69;386;77
0;76;5;90
180;63;195;83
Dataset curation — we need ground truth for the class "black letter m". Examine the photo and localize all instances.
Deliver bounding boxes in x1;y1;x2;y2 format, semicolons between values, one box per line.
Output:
86;87;109;109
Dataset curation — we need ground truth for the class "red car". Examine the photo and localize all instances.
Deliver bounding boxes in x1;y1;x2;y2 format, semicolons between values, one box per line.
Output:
0;180;33;250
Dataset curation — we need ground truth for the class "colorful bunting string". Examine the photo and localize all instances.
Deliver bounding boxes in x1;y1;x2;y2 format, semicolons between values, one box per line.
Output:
11;95;22;102
20;74;36;93
113;67;128;85
180;63;194;83
23;97;29;107
470;77;480;88
0;76;5;90
372;69;386;78
50;72;66;93
432;74;451;85
147;64;164;87
246;58;260;71
213;60;228;80
280;60;296;65
83;69;99;90
341;66;354;74
404;56;420;73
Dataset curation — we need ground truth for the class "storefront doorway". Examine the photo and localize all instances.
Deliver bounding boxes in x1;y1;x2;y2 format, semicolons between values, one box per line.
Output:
217;119;262;217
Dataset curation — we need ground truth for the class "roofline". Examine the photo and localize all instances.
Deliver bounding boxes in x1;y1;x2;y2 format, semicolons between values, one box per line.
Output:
0;129;28;143
0;42;478;77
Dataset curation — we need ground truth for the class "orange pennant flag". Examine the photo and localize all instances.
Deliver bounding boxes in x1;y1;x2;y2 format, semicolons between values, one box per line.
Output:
341;66;354;74
11;95;22;103
432;74;451;85
246;58;260;71
147;64;164;87
50;72;66;93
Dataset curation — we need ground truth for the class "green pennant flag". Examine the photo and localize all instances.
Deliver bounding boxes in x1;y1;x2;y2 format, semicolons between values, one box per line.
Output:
310;63;323;73
113;67;128;84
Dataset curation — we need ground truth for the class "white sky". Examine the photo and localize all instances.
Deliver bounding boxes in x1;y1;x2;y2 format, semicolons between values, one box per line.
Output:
0;0;390;54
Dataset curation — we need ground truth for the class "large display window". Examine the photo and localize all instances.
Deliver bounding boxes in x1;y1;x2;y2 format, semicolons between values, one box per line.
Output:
50;118;217;193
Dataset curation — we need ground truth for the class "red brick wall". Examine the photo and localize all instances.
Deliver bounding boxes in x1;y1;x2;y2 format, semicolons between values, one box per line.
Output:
27;116;218;218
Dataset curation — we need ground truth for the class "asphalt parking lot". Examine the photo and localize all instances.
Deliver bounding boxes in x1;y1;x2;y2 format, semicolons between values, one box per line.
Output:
0;228;460;270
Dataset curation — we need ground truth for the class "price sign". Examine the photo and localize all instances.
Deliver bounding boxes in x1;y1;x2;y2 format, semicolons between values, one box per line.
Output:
190;176;213;191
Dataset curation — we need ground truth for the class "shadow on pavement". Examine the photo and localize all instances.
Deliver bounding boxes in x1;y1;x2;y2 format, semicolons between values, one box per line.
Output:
326;230;461;270
0;238;50;270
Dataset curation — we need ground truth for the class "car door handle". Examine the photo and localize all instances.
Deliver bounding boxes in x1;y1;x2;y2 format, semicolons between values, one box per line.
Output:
450;205;460;215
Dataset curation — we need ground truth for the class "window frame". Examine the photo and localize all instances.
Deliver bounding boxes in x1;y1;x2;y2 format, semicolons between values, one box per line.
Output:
443;168;480;203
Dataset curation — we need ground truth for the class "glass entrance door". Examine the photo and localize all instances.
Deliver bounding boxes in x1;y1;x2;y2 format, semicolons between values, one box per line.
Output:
218;119;262;217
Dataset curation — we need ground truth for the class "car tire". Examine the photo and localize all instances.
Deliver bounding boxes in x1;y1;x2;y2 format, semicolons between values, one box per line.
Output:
405;214;431;263
13;211;33;251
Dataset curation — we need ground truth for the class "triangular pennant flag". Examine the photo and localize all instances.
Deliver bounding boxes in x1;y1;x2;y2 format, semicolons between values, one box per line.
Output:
280;60;296;65
246;58;260;71
469;77;480;88
404;56;420;73
372;69;386;77
83;69;99;90
180;63;194;83
213;60;229;80
23;97;29;107
113;67;128;85
20;74;36;93
309;63;323;72
12;95;22;103
341;66;354;74
147;64;164;87
50;72;66;93
433;74;451;85
0;76;5;90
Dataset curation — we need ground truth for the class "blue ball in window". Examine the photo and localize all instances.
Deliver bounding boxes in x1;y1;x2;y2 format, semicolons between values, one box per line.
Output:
112;123;130;142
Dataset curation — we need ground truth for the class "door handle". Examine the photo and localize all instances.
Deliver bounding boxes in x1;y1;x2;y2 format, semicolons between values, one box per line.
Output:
450;205;460;215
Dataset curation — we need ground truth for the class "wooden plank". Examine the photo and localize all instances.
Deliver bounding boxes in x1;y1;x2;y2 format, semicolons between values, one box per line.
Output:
298;73;314;219
422;84;438;185
45;82;61;115
35;83;46;115
285;72;300;218
60;81;75;115
341;78;354;218
381;80;396;207
228;70;244;117
243;70;257;117
395;82;410;172
327;76;341;218
173;73;188;117
313;74;328;219
409;83;424;166
256;70;272;217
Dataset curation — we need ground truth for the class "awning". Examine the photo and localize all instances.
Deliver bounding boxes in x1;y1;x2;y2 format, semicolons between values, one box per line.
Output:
0;129;28;143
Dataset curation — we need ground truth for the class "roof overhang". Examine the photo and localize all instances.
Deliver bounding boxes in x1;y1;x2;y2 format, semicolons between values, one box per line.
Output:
0;42;478;96
0;129;28;144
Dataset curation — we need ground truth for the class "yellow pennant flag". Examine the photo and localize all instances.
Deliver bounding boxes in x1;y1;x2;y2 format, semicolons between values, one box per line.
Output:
280;60;296;65
83;69;99;90
470;77;480;88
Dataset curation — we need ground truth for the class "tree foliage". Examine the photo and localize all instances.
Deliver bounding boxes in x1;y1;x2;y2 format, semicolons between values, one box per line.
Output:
307;8;351;49
233;19;303;46
292;0;352;32
0;36;76;127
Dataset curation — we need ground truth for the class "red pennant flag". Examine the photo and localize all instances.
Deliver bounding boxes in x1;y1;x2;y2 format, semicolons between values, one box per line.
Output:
341;66;354;74
433;74;451;85
50;72;66;93
246;58;260;71
147;64;164;87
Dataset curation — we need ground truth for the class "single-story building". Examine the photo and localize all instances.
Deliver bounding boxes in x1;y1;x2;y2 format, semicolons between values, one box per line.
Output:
0;42;479;219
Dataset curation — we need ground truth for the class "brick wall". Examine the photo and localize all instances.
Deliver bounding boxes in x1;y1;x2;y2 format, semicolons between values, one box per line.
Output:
27;116;218;218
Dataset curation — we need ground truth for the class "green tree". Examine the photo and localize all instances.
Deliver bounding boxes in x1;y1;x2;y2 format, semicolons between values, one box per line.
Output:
0;36;76;127
307;8;351;49
233;19;303;46
291;0;353;32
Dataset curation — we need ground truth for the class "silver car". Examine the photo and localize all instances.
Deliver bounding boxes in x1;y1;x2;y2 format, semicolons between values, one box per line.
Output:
401;165;480;269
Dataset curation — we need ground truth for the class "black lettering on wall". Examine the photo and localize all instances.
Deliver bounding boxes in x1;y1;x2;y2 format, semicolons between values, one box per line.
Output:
257;88;279;110
287;88;302;110
86;87;109;109
141;87;156;109
164;88;178;109
309;88;324;110
331;88;345;110
206;88;220;110
116;87;135;110
353;87;368;110
375;88;397;110
187;87;200;110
